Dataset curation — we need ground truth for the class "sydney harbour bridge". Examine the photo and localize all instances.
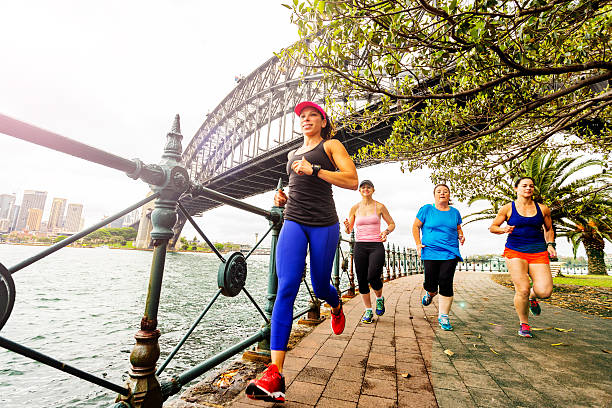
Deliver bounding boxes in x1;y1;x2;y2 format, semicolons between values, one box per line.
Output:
134;50;396;248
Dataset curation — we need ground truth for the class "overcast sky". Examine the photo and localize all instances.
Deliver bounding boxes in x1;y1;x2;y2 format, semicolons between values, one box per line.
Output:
0;1;586;257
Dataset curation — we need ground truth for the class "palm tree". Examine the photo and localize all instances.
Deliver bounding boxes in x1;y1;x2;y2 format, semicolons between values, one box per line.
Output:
465;151;612;274
555;199;612;275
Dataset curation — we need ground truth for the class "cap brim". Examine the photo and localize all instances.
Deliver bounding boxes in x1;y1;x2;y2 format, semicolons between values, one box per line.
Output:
294;101;326;120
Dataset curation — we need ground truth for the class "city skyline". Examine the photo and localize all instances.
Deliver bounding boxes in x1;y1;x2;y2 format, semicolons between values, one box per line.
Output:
0;188;84;234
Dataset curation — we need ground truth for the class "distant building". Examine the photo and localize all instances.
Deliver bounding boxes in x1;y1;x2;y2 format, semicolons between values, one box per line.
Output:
0;193;16;219
16;190;47;231
64;203;83;233
26;208;43;231
108;216;124;229
47;198;67;232
8;205;19;231
0;218;10;233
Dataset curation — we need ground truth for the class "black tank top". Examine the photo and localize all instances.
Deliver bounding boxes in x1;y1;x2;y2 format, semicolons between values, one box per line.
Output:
284;140;339;226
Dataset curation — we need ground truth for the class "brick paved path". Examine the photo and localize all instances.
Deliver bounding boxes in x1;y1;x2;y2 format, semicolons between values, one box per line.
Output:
231;272;612;407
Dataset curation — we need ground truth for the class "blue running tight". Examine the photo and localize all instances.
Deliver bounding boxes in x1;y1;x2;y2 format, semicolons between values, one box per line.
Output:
271;220;340;351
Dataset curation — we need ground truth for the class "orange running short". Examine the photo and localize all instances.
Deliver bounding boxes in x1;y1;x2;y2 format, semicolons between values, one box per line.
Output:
503;247;550;264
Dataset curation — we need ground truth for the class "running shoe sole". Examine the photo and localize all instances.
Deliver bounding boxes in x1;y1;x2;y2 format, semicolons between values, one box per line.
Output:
246;382;286;402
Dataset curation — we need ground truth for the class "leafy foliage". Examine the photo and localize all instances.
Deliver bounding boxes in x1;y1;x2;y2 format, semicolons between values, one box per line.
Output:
83;227;137;245
283;0;612;198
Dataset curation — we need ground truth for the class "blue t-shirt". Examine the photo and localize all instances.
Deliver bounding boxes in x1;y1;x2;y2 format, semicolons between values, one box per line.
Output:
416;204;463;261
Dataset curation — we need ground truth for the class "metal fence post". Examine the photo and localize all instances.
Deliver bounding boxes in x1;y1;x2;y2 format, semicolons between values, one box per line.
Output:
117;116;189;408
391;244;397;279
246;182;284;359
332;237;341;296
347;230;356;297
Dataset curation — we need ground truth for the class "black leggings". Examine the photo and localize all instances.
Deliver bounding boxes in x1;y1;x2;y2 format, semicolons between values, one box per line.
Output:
423;258;459;297
353;241;385;294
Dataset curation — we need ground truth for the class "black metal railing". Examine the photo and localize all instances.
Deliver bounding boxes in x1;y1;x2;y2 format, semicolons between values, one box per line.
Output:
0;112;422;407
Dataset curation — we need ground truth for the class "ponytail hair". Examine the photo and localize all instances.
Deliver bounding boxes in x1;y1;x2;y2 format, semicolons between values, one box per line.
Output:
321;115;335;140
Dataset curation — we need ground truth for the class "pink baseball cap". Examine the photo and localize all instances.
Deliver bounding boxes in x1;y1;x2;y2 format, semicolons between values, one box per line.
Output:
294;101;326;120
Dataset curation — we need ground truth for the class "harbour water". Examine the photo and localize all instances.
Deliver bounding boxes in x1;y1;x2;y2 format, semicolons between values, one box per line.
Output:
0;245;309;407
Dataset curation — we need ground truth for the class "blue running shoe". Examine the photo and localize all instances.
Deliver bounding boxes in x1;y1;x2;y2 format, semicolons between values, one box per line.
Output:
375;297;385;316
529;299;541;316
518;323;533;338
438;314;452;331
422;292;433;306
361;309;373;324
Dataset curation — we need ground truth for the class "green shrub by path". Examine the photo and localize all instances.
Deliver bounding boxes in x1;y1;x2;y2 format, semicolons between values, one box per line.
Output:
553;275;612;288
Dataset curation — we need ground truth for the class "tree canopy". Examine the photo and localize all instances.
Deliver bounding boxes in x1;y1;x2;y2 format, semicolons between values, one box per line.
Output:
283;0;612;198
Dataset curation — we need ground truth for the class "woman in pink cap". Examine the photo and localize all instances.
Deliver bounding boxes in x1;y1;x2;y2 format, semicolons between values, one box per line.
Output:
246;101;358;403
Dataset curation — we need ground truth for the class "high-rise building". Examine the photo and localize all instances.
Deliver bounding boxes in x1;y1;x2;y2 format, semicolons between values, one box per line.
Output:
0;218;10;233
108;216;124;229
26;208;43;231
47;198;67;232
64;203;83;233
8;205;19;231
16;190;47;231
0;194;16;219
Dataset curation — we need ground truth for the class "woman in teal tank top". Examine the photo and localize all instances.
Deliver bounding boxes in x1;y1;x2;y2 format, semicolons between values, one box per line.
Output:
489;177;557;338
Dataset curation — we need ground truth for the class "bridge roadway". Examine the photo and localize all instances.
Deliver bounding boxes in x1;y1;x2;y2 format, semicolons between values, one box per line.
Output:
178;121;392;217
220;272;611;408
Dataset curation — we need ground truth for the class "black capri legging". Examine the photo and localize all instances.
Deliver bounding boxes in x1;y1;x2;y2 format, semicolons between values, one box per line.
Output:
353;241;385;294
423;258;459;297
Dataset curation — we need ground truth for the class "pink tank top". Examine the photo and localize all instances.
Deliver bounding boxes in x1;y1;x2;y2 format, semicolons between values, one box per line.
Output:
354;210;381;242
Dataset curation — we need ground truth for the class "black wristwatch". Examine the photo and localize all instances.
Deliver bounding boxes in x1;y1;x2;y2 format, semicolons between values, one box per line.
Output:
311;164;321;177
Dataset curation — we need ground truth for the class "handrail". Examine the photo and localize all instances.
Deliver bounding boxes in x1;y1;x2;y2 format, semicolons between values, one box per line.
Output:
0;336;130;395
0;113;165;185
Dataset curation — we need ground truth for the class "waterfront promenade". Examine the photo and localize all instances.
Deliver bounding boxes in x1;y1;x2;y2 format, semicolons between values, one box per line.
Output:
230;272;612;408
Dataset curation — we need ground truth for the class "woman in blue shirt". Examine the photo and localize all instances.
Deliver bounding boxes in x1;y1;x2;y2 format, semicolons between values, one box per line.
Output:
412;184;465;330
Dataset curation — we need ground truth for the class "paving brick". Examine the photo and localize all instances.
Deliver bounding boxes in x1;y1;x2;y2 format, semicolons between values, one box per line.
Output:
357;395;396;408
457;372;501;391
338;353;368;368
316;397;357;408
395;360;428;377
364;363;396;381
322;378;362;402
361;377;397;398
367;351;396;366
331;364;365;382
430;372;469;393
307;354;340;370
467;386;519;408
295;366;333;385
398;390;438;408
434;388;476;408
283;356;310;372
286;381;325;405
397;372;433;393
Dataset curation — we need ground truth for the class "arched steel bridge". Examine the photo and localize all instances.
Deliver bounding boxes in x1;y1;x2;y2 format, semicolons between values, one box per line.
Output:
178;53;393;218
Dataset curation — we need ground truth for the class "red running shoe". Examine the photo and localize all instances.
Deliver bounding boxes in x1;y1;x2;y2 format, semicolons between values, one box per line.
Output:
331;303;345;335
518;323;533;338
245;364;285;402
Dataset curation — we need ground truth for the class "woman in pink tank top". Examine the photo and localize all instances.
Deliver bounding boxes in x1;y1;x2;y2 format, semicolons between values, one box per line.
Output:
343;179;396;323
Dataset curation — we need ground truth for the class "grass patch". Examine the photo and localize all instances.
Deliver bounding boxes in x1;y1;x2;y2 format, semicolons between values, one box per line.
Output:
491;274;612;317
554;275;612;288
